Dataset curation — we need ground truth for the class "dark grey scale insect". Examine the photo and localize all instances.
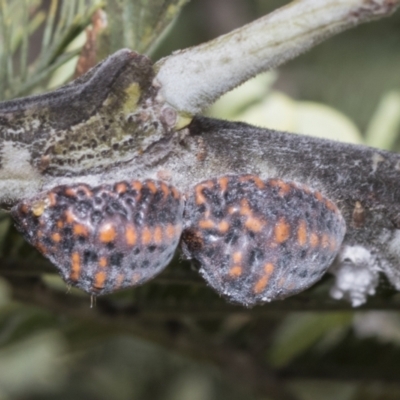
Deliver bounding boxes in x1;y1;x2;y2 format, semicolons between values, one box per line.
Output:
11;179;184;295
181;175;346;306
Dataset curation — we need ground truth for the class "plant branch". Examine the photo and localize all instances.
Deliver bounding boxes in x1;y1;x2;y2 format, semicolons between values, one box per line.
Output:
154;0;400;114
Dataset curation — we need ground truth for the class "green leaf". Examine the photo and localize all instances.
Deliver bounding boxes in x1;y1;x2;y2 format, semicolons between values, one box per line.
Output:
104;0;189;54
268;312;353;368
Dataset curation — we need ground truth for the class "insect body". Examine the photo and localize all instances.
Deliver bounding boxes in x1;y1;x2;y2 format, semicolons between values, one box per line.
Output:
12;180;183;295
182;175;345;306
11;173;345;305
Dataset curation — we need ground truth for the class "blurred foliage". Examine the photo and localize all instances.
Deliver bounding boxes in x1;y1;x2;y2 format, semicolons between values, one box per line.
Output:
0;0;187;101
104;0;190;55
0;0;102;100
0;1;400;400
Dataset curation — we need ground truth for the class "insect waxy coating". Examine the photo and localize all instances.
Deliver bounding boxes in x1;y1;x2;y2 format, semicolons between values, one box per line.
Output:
182;175;346;306
11;179;184;295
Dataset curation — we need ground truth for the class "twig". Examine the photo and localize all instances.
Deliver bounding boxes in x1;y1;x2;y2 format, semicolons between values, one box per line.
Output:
155;0;400;114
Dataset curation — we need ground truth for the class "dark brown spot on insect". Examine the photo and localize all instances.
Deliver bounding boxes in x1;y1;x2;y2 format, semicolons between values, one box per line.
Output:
352;201;365;228
39;155;50;172
196;137;207;161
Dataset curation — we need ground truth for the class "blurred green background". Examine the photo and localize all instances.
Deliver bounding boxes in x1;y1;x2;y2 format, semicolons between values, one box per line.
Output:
0;1;400;399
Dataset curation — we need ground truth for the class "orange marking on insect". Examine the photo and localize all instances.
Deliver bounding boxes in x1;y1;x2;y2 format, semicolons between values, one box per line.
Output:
297;220;307;246
57;220;63;229
114;274;125;289
321;234;330;248
195;185;206;205
166;224;176;240
70;252;81;281
51;232;61;243
80;185;93;197
325;199;337;212
302;185;311;194
37;243;47;255
218;220;229;233
310;232;319;247
315;191;324;202
147;181;157;194
171;187;180;200
142;227;152;245
131;181;142;192
233;252;242;264
160;182;170;198
115;182;127;194
270;179;290;195
65;209;76;224
219;176;229;192
125;225;137;246
99;257;107;268
253;177;265;189
48;192;57;207
246;176;265;189
254;263;275;294
239;199;252;216
229;266;242;277
154;226;163;244
240;175;265;189
93;271;107;290
199;219;215;229
275;218;290;243
245;217;263;232
99;223;116;243
73;224;88;236
65;187;77;197
277;181;291;195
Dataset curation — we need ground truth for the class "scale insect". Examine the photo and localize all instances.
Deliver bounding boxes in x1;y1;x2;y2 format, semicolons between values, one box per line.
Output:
11;174;346;306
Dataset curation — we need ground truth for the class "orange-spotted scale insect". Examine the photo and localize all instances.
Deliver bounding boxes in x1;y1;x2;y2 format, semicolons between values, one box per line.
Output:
11;179;183;295
11;174;345;306
181;175;346;306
